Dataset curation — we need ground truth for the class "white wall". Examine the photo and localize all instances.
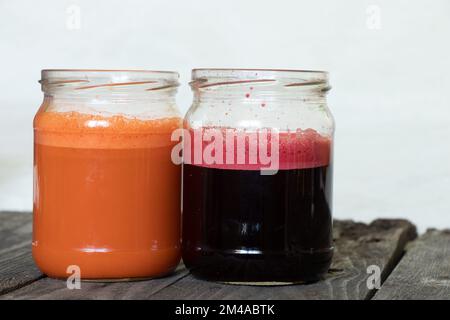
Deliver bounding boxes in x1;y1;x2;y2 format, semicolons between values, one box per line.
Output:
1;0;449;232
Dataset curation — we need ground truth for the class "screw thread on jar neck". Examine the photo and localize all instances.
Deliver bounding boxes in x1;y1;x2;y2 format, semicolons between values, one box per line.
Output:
190;68;330;103
40;69;179;102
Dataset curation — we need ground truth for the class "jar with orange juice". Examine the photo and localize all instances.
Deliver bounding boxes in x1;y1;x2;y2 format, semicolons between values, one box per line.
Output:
33;70;182;280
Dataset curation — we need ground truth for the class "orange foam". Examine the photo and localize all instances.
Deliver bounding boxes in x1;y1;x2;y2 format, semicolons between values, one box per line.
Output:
34;111;182;149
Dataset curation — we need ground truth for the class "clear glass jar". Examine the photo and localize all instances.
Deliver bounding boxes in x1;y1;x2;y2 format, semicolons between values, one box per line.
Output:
33;70;182;280
182;69;334;283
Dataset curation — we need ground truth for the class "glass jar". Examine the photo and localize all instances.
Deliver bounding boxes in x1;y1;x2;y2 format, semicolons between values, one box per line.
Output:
182;69;334;283
33;70;182;280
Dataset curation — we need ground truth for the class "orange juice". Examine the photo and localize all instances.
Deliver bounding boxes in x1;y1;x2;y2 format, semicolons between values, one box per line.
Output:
33;110;182;279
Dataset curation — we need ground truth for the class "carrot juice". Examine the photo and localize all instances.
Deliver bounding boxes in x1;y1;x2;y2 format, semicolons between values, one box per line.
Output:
33;110;182;279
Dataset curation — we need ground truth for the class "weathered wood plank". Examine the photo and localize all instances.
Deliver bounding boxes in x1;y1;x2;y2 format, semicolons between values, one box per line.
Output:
148;219;417;300
0;212;191;300
0;211;44;295
1;215;417;300
0;211;33;251
374;229;450;300
1;264;189;300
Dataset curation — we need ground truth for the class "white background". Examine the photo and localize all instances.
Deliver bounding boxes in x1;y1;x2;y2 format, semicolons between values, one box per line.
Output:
1;0;449;232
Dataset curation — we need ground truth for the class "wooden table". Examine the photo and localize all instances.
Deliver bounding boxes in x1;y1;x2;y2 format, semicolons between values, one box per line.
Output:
0;211;449;300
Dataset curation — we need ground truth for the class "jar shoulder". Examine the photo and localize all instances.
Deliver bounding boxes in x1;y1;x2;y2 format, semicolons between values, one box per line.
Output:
185;100;334;135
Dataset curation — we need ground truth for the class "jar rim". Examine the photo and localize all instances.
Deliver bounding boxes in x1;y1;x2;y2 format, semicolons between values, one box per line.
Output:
42;69;179;76
192;68;327;74
191;68;329;89
40;69;179;92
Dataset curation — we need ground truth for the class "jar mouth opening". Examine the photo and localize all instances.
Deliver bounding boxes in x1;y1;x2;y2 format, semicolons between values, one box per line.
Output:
40;69;179;92
192;68;327;74
42;69;179;76
191;68;329;90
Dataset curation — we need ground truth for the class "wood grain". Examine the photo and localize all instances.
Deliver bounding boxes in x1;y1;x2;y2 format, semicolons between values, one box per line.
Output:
0;213;190;300
148;219;417;300
0;211;44;295
374;229;450;300
0;212;417;300
1;264;189;300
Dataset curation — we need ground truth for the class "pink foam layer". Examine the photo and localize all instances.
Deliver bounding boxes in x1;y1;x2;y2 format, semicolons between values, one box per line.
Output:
184;128;332;170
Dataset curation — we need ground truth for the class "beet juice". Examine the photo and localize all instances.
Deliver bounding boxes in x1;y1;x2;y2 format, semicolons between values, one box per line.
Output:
183;69;334;283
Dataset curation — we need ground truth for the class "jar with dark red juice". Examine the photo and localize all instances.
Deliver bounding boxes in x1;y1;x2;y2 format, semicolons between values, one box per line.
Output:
182;69;334;284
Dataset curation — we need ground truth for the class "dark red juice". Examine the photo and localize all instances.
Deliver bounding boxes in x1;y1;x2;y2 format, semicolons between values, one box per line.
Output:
182;129;333;283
